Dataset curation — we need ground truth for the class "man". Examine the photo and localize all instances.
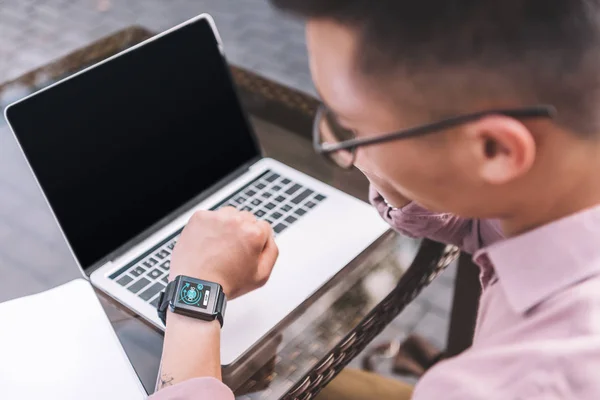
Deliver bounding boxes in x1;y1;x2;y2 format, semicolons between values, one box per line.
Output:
150;0;600;398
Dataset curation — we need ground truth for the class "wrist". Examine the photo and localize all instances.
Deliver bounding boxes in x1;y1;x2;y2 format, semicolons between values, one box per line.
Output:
167;309;221;332
161;310;223;386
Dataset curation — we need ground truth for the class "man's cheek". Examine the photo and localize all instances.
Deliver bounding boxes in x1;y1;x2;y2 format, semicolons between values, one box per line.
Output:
355;166;386;187
354;155;389;181
354;144;387;170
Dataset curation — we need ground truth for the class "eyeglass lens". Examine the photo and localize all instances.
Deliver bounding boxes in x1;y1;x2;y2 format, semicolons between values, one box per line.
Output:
317;109;356;168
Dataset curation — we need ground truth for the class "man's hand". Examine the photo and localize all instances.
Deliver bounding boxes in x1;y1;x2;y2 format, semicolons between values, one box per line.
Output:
170;207;279;300
157;207;277;390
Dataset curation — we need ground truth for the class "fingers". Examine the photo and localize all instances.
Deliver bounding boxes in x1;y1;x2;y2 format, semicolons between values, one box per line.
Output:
217;206;239;217
255;219;275;254
240;217;271;255
198;208;271;250
257;234;279;283
238;210;258;223
256;219;273;240
215;206;255;221
216;206;266;229
215;207;277;288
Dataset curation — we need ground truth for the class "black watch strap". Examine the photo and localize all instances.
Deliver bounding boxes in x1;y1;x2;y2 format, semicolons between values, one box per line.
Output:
215;289;227;327
157;280;177;325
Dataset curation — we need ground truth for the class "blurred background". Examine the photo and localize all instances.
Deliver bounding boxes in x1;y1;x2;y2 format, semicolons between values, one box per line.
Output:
0;0;457;381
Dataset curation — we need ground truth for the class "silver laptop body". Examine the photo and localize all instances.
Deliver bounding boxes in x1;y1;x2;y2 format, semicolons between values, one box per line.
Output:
4;14;388;366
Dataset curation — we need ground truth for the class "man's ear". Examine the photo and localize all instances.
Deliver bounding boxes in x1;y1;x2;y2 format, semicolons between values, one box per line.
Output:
461;115;536;185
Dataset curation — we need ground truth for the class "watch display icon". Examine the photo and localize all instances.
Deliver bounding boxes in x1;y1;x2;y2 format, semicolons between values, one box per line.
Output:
179;282;204;306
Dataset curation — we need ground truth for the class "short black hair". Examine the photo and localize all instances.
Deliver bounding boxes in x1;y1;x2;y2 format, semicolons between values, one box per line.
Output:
271;0;600;135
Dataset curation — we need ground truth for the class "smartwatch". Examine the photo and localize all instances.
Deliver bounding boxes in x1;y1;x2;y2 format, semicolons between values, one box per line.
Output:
157;275;227;327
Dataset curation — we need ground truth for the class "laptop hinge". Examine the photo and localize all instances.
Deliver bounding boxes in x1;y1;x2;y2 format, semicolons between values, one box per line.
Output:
86;155;262;273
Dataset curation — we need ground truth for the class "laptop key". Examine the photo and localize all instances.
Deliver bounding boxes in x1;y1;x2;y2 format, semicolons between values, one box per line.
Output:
148;269;163;279
272;185;282;192
275;196;286;203
305;201;317;209
143;261;153;269
241;206;253;212
167;241;176;250
265;219;274;225
315;194;327;202
294;208;307;216
150;296;161;309
281;179;291;185
255;210;266;217
271;212;283;220
256;183;266;190
281;204;292;212
162;276;168;284
274;223;287;234
128;278;151;294
285;184;302;195
262;192;272;199
285;216;298;224
155;249;170;259
266;173;280;182
130;266;145;277
251;199;262;206
292;189;314;205
245;190;256;197
117;275;133;286
265;203;276;210
159;260;170;270
234;196;246;204
139;282;165;301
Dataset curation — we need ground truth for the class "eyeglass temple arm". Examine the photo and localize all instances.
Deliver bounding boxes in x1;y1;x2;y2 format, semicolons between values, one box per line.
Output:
314;104;556;154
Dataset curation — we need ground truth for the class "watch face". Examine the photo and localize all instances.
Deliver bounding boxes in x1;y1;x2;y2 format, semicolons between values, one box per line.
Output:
175;276;217;312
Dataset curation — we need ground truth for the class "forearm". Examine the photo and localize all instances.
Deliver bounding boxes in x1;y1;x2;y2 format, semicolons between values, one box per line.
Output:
158;312;222;389
147;207;275;400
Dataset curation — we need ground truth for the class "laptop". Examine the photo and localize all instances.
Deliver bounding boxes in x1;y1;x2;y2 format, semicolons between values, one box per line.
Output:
3;14;388;366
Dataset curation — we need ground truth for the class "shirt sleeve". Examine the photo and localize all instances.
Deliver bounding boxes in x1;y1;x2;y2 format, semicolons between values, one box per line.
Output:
148;378;234;400
369;186;504;254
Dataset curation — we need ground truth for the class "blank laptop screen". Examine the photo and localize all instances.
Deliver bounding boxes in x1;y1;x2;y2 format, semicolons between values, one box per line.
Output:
5;18;260;269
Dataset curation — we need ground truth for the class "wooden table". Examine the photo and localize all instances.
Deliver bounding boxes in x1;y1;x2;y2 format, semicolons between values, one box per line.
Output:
0;27;460;399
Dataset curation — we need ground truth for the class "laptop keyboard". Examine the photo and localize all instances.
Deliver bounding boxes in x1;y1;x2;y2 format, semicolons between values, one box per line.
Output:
217;172;327;234
109;170;327;308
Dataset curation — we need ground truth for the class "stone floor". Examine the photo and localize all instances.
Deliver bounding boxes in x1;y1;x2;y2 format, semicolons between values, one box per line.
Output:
0;0;457;384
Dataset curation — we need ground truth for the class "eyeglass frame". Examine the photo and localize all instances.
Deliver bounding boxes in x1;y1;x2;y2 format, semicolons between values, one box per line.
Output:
312;104;557;168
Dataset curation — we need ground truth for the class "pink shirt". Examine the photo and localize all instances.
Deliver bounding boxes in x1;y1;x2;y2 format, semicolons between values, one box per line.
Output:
150;187;600;399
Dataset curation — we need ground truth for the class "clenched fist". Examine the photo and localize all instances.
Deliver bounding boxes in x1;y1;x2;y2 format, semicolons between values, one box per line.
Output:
169;207;279;300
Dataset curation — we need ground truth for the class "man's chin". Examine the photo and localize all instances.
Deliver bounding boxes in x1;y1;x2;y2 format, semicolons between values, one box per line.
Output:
411;197;452;214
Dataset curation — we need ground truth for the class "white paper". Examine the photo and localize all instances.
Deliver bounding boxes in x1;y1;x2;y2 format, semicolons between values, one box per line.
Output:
0;279;147;400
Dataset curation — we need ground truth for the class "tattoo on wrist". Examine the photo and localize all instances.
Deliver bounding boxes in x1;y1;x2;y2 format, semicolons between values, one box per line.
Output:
159;373;175;389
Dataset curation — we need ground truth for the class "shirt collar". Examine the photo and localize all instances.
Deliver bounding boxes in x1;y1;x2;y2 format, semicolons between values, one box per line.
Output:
473;204;600;314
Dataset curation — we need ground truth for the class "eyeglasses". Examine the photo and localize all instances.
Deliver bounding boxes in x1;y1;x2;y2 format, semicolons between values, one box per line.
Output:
313;104;557;169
